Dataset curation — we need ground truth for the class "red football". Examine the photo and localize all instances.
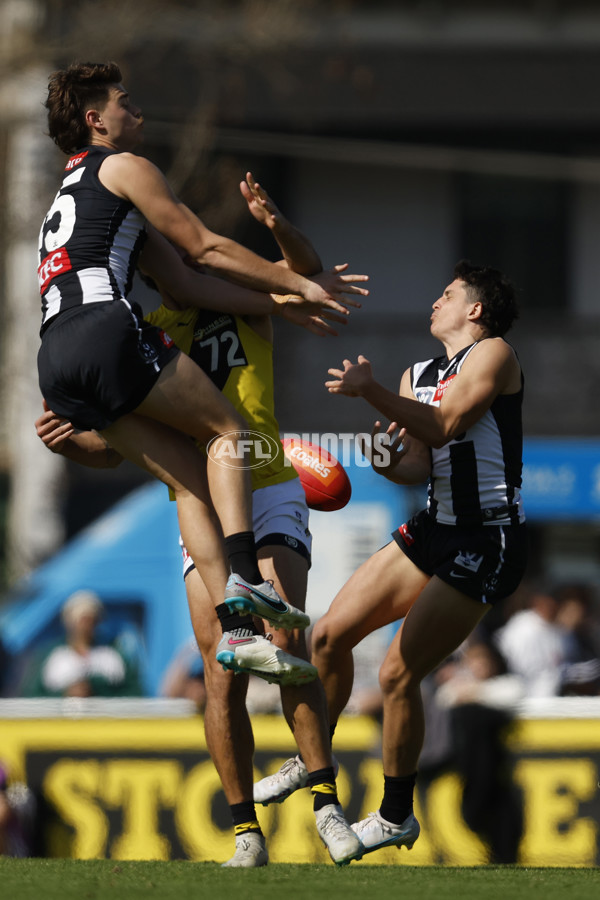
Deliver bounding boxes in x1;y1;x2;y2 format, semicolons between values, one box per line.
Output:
281;438;352;512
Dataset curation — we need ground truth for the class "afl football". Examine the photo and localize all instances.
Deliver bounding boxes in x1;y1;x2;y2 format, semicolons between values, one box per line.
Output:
281;438;352;512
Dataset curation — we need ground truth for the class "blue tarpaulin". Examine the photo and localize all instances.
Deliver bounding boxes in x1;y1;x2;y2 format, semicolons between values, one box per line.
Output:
0;482;188;696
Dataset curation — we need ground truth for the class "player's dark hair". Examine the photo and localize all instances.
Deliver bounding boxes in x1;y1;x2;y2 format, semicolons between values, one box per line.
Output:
46;61;122;154
454;259;519;337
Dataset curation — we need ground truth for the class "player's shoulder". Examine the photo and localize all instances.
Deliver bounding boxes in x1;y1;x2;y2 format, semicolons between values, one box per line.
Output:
472;336;519;365
470;336;522;393
99;151;162;199
101;150;151;172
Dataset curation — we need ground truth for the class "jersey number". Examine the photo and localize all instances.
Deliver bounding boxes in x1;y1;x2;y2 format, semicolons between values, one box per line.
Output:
39;170;83;255
199;331;247;372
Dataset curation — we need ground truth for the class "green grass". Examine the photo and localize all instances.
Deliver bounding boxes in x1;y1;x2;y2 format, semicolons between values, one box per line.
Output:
1;860;599;900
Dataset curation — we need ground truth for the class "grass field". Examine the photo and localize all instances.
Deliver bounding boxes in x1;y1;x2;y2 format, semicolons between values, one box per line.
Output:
1;860;599;900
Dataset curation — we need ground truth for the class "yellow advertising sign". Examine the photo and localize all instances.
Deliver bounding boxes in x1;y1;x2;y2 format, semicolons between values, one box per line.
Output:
1;713;598;865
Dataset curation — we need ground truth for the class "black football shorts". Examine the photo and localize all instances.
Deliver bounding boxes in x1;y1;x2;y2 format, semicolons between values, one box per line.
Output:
38;300;179;431
392;508;528;604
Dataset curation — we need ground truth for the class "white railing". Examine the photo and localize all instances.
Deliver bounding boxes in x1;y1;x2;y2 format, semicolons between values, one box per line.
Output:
0;695;599;719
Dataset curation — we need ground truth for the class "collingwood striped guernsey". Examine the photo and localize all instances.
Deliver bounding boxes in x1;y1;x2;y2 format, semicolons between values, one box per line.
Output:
37;146;146;331
411;340;525;527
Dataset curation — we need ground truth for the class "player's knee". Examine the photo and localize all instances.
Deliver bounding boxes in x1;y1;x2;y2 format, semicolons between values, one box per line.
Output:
206;670;249;706
203;652;248;699
212;409;248;439
311;617;347;663
310;618;328;658
378;656;415;698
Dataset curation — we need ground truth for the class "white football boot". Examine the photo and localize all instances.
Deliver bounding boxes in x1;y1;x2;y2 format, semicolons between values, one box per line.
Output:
216;632;317;686
224;573;310;631
254;754;339;805
221;832;268;868
351;810;420;855
315;803;364;866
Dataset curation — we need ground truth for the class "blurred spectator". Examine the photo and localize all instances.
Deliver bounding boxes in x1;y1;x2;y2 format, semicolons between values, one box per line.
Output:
554;583;600;695
0;762;35;857
494;583;566;696
160;635;282;714
494;581;600;697
21;590;142;698
436;640;524;863
160;636;207;711
437;641;524;710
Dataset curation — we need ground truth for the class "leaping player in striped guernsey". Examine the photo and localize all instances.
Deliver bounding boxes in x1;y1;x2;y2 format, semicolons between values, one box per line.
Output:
256;260;528;860
36;61;362;701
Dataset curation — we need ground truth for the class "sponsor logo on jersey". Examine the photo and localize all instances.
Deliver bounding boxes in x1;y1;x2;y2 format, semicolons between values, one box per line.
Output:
38;247;73;292
433;374;457;403
193;315;233;340
65;150;89;170
159;330;174;348
284;536;299;549
398;522;414;546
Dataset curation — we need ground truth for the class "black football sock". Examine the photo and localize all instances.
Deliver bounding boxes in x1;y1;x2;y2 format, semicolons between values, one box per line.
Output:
308;767;339;812
230;800;262;836
379;772;417;825
216;603;258;636
225;531;262;584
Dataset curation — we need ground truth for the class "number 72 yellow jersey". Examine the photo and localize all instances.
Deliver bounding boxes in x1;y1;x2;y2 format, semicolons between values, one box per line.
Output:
145;304;297;491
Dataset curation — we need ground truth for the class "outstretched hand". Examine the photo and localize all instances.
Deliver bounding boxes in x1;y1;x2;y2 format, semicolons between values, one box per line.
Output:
274;294;348;336
240;172;369;313
358;420;408;473
310;264;369;304
273;262;369;324
240;172;282;229
325;355;374;396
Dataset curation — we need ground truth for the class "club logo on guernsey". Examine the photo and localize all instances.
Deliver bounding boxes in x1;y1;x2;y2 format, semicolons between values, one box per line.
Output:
138;341;159;364
453;551;483;573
